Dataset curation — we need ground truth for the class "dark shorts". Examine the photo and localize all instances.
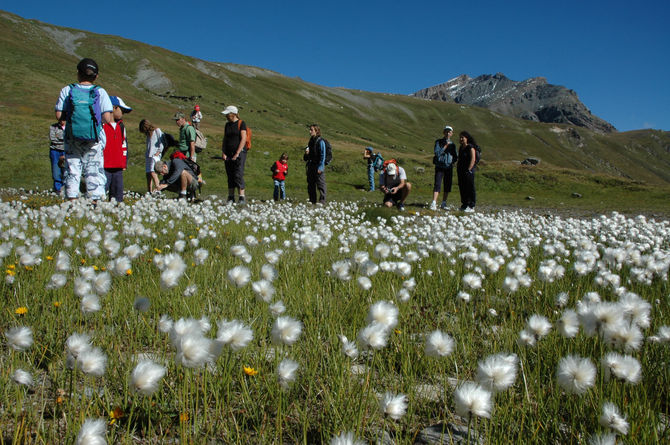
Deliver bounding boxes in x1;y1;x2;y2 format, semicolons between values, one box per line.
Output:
433;167;453;193
383;191;402;204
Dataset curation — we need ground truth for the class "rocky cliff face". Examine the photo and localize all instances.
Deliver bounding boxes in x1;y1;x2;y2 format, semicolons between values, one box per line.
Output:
413;73;616;133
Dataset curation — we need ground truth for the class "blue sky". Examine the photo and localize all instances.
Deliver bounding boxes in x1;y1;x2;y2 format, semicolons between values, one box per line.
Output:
5;0;669;131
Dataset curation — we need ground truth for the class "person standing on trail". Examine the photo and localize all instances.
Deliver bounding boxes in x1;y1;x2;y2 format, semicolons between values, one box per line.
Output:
457;130;478;213
48;120;67;194
174;112;196;161
429;125;457;210
303;124;327;204
221;105;249;204
191;105;202;130
54;57;113;202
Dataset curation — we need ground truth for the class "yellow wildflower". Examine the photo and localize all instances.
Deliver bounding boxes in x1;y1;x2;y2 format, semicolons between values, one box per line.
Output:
93;265;99;271
243;366;258;376
80;258;86;264
394;329;402;335
126;269;133;276
6;269;15;276
46;256;53;261
24;265;33;271
15;306;28;315
179;412;189;422
154;248;162;254
109;406;124;425
53;301;61;308
7;264;15;270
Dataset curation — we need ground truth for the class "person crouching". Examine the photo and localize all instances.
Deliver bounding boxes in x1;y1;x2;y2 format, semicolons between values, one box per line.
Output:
380;161;411;211
155;159;197;199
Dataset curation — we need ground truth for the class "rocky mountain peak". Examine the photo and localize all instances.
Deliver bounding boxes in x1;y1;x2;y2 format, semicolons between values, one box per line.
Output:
413;74;615;133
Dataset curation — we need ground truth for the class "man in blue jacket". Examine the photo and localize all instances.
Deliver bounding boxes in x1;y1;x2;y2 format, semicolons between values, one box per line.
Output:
304;124;327;204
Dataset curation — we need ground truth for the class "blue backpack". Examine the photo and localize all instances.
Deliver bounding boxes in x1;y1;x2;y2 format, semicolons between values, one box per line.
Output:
64;84;102;143
372;153;385;171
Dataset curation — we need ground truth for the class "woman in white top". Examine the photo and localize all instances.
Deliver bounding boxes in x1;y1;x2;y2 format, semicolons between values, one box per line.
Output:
139;119;166;192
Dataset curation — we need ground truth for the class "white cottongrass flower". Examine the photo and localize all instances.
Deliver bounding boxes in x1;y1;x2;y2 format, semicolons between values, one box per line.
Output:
397;288;411;302
66;333;92;358
402;277;417;291
46;273;68;290
160;254;186;289
526;314;552;339
424;330;455;357
169;318;205;344
252;280;275;302
81;294;101;314
193;248;209;265
366;301;398;329
216;320;254;351
133;297;151;313
131;360;166;396
158;315;173;333
599;401;629;435
517;329;536;347
264;251;280;264
55;251;71;271
588;433;616;445
357;276;372;291
360;260;379;276
74;277;93;298
373;243;391;259
175;334;214;368
457;291;471;302
183;284;198;297
230;244;248;258
77;347;107;377
357;323;389;350
261;264;278;281
174;239;186;252
332;260;352;281
330;431;366;445
228;266;251;288
396;262;412;277
112;256;132;276
338;335;359;359
556;355;596;395
93;272;111;295
462;273;482;290
604;322;643;352
75;418;106;445
277;358;299;389
476;353;518;393
12;368;33;387
271;316;303;346
5;326;33;351
453;382;493;419
123;244;142;260
198;316;211;333
379;392;408;420
602;352;641;384
555;291;569;307
558;309;580;338
269;301;286;317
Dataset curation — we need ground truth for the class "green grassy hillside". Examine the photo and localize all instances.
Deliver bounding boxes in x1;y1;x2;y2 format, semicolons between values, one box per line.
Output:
1;10;669;212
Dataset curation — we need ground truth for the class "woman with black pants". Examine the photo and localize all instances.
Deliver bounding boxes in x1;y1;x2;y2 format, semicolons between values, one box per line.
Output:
457;131;477;212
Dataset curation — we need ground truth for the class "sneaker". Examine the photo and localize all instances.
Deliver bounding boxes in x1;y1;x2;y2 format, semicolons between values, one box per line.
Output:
397;203;406;212
429;200;437;210
227;196;235;204
440;200;447;210
238;197;246;205
464;207;475;213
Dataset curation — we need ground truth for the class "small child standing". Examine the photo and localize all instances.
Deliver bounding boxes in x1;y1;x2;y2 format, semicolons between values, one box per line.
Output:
271;153;288;201
103;96;132;202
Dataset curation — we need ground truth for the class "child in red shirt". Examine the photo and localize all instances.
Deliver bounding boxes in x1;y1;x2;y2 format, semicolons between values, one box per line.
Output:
271;153;288;201
103;96;132;202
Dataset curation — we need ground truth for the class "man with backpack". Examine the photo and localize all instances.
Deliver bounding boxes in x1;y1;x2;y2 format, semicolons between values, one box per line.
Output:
54;58;113;202
173;112;196;161
154;159;198;199
303;124;328;204
430;125;458;210
363;146;384;192
379;160;411;211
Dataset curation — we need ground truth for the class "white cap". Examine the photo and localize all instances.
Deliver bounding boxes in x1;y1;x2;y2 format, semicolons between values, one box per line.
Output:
221;105;238;115
444;125;453;132
386;163;397;176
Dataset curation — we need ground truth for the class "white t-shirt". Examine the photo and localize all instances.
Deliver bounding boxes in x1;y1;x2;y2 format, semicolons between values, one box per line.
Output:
379;166;407;187
146;128;165;159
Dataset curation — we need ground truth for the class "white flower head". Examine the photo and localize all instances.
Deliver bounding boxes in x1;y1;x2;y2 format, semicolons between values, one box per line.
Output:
252;280;275;302
260;263;278;281
476;353;518;393
269;301;286;317
558;309;580;338
228;266;251;288
216;319;254;351
81;294;101;314
12;368;33;387
599;401;629;435
357;276;372;291
66;333;91;358
77;347;107;377
453;382;492;419
131;360;166;396
366;301;398;329
556;355;596;395
76;418;107;445
277;358;299;389
425;330;454;358
526;314;552;339
5;326;33;352
338;335;359;359
357;322;389;350
379;392;408;420
271;316;303;346
330;431;366;445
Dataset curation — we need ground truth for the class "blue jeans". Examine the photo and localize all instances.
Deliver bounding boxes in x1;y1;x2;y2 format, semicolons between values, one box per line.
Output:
273;179;285;201
49;149;66;192
367;165;375;191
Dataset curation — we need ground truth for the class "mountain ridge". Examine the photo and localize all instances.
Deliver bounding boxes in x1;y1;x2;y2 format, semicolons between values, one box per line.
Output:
413;73;616;134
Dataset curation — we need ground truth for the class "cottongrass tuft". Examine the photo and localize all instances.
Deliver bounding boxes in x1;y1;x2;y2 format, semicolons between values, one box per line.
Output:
5;326;33;351
588;432;617;445
453;382;493;419
338;335;359;359
476;353;518;393
269;301;286;317
558;309;580;338
599;401;629;435
379;392;408;420
424;330;455;358
358;322;389;350
81;294;101;314
158;315;173;333
77;347;107;377
12;368;33;387
66;333;92;358
526;314;552;338
130;360;166;396
330;431;366;445
366;301;398;329
601;352;641;384
175;334;215;368
228;265;251;288
75;418;106;445
556;355;596;395
216;320;254;351
357;276;372;290
271;316;303;346
277;358;299;389
252;280;275;302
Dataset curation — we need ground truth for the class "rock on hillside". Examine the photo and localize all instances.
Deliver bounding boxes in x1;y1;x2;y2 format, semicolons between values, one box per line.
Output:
413;73;616;133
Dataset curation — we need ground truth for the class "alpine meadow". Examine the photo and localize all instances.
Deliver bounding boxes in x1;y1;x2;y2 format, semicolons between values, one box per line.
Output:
1;9;670;445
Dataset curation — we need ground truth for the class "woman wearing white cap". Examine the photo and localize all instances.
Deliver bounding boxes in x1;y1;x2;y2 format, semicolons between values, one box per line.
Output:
430;125;457;210
221;105;248;203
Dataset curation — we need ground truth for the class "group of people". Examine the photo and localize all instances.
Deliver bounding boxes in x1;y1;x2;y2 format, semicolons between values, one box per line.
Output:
363;125;479;212
52;58;478;210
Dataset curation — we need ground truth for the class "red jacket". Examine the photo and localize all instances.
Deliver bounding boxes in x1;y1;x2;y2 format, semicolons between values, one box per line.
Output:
103;120;127;169
272;160;288;181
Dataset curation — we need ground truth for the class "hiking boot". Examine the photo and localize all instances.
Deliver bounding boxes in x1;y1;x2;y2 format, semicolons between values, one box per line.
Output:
429;200;437;210
440;201;447;210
